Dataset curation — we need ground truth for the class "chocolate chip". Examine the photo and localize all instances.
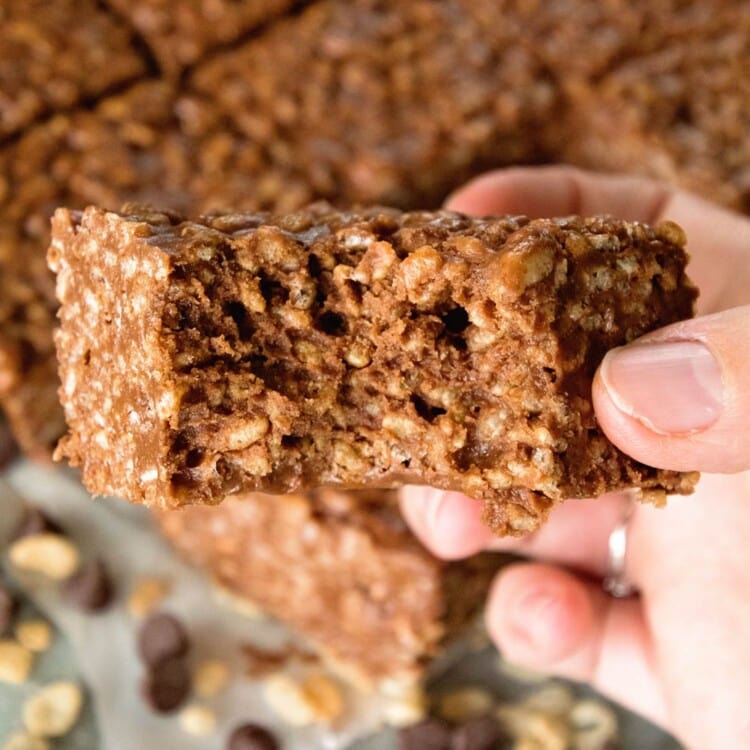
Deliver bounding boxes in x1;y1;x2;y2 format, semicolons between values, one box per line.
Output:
0;585;18;636
227;723;280;750
399;718;452;750
11;506;63;541
141;656;190;713
63;559;114;612
451;715;508;750
137;612;189;667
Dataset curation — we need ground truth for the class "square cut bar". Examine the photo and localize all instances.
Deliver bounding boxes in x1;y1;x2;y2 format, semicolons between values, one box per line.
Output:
50;204;698;535
555;2;750;213
0;0;146;140
157;488;500;686
188;0;556;210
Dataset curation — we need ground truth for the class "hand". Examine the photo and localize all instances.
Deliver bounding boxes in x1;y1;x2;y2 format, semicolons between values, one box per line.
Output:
401;167;750;750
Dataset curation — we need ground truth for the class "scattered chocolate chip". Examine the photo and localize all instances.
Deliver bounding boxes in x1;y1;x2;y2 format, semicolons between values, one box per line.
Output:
63;559;114;612
137;612;189;667
399;718;452;750
451;715;508;750
227;723;280;750
0;585;18;636
11;506;63;541
141;656;191;713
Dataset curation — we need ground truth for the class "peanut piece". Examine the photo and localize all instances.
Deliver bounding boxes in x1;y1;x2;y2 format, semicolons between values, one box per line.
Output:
380;678;427;727
8;534;80;581
302;673;344;723
179;704;217;736
0;639;34;684
381;692;427;728
263;673;316;726
497;705;570;750
15;620;53;653
23;681;83;737
127;577;170;618
570;699;618;750
522;684;575;716
439;686;495;722
192;658;230;698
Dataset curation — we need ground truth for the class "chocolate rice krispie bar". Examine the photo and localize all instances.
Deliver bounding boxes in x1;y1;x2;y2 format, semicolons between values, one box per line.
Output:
188;0;556;209
51;204;698;535
0;0;146;140
555;1;750;213
158;488;499;686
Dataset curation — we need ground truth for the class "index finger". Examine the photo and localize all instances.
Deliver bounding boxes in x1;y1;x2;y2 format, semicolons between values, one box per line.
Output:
447;166;750;314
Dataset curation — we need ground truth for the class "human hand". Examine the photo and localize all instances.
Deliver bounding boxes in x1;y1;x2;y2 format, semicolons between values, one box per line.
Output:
401;167;750;750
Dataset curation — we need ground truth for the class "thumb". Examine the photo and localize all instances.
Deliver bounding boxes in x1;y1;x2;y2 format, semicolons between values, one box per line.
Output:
593;305;750;473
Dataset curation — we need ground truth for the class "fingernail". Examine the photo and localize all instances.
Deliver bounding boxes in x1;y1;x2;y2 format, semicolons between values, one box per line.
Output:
510;591;561;649
600;341;723;434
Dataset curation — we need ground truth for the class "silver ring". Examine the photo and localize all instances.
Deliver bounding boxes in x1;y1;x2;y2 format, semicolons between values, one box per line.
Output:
603;499;639;598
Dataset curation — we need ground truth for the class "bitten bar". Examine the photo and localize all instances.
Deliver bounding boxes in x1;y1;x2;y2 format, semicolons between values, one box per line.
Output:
50;204;698;535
